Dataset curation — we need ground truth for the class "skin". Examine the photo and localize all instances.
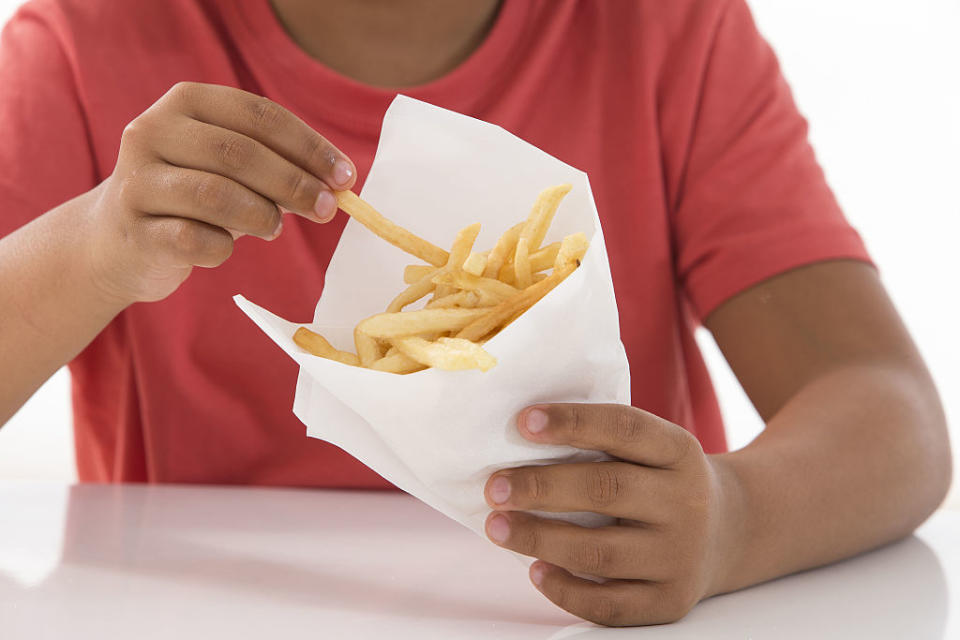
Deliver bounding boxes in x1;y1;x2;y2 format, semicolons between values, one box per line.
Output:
270;0;503;88
0;0;501;424
0;0;951;627
0;82;357;424
483;261;951;625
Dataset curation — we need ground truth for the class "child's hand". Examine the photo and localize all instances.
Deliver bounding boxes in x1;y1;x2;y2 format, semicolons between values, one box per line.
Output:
484;403;740;627
84;82;356;304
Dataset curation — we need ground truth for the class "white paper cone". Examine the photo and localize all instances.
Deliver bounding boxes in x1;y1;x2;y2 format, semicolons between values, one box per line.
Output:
235;95;631;549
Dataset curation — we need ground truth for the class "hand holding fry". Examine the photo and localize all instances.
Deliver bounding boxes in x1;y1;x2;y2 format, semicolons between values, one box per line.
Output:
87;82;357;305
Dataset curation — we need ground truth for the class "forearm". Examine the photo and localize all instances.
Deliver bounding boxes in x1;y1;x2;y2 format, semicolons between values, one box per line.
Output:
710;363;951;595
0;185;126;425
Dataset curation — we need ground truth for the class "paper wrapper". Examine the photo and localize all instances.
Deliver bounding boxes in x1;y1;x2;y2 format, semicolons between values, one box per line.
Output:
235;96;631;547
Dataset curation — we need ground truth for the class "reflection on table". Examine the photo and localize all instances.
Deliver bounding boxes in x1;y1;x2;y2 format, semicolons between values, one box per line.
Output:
1;484;956;639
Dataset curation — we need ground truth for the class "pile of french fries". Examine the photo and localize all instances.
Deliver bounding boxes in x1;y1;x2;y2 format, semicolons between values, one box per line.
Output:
293;184;589;373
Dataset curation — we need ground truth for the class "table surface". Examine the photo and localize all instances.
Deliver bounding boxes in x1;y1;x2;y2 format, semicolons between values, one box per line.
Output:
1;483;957;639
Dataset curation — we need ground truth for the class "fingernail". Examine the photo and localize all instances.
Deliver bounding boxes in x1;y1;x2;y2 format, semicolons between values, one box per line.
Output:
530;562;547;587
487;514;510;544
267;216;283;241
524;408;549;434
332;159;354;186
314;190;337;222
489;476;511;505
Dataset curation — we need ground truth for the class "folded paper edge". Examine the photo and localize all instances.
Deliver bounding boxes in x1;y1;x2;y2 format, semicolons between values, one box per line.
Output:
233;294;488;533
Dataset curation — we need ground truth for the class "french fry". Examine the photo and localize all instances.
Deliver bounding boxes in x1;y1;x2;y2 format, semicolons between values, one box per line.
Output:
474;289;502;307
428;291;473;309
437;223;481;298
513;237;533;289
336;190;449;267
500;242;560;283
371;351;426;374
518;184;571;253
448;223;482;266
358;308;488;339
456;263;576;341
461;292;484;308
293;327;360;366
482;222;523;278
531;242;561;269
392;337;496;372
404;264;436;284
431;270;519;301
426;290;479;309
298;185;588;375
462;252;488;277
394;222;481;309
554;232;590;270
387;270;439;313
354;327;382;367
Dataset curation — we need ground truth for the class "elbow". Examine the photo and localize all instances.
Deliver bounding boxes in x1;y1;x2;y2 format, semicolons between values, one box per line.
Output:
925;427;953;512
897;366;953;529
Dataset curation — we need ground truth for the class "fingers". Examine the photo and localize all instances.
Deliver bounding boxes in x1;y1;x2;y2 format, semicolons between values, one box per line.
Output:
146;117;337;222
517;404;701;468
123;164;282;240
484;511;670;580
485;462;675;522
530;562;694;627
137;215;234;268
163;82;356;191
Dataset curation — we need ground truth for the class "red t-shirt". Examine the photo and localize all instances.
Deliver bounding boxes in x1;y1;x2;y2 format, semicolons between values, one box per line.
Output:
0;0;869;485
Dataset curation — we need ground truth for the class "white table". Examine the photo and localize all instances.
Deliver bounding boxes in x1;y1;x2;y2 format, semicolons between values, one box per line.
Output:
1;483;957;639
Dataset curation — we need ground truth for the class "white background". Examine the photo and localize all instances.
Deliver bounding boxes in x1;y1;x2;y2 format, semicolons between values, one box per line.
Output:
0;0;957;507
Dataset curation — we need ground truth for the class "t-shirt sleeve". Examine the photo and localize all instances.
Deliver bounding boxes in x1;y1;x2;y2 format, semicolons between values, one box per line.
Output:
0;3;96;238
668;0;871;321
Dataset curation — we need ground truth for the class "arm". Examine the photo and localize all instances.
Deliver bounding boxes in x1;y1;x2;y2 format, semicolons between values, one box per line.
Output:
0;82;357;426
0;188;124;425
705;259;951;590
481;260;951;625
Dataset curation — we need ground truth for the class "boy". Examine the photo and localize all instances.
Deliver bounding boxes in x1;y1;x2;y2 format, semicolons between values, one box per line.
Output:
0;0;950;626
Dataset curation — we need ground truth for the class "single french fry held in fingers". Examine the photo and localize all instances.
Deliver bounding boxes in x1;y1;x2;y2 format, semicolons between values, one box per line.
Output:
335;190;449;266
297;187;587;374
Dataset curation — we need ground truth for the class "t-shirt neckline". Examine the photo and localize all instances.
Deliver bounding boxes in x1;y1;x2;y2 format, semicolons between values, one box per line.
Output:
224;0;531;135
